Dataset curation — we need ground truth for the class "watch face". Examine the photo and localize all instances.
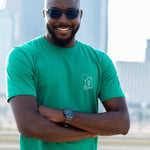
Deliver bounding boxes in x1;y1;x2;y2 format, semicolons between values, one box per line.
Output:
64;109;75;117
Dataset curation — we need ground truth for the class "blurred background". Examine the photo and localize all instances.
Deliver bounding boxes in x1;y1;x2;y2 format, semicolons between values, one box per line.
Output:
0;0;150;150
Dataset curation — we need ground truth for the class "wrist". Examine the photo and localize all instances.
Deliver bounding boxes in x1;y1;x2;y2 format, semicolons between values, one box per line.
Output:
55;109;65;123
63;109;75;125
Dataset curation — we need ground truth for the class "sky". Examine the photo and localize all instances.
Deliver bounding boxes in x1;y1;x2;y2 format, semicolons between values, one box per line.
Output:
0;0;7;9
108;0;150;62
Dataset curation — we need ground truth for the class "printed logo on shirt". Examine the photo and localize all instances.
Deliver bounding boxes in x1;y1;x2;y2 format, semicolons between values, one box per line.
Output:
81;74;93;91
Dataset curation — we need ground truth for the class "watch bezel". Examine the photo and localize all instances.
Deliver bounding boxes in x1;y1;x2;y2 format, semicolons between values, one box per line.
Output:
64;109;75;124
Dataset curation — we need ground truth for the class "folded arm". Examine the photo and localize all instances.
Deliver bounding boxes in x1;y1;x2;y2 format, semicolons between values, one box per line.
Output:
39;97;130;136
9;95;94;142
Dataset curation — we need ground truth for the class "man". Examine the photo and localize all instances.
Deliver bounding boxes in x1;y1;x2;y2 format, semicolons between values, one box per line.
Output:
6;0;130;150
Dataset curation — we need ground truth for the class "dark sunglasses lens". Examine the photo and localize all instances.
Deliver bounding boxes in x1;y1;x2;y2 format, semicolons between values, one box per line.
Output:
66;9;78;19
50;9;62;19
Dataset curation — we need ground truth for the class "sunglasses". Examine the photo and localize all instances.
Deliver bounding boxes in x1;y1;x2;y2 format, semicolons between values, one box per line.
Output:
46;8;79;19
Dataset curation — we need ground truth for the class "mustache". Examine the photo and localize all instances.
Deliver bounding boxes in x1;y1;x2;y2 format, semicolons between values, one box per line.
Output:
54;24;73;28
46;23;80;47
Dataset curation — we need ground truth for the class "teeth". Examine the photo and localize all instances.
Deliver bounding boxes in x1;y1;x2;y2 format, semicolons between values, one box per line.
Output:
57;27;69;31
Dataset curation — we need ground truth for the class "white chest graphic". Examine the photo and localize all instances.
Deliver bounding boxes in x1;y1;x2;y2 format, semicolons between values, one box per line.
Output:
81;74;93;91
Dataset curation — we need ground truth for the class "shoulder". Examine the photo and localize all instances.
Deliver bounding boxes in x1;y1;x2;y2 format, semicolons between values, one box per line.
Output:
7;37;42;62
7;37;42;70
77;41;112;64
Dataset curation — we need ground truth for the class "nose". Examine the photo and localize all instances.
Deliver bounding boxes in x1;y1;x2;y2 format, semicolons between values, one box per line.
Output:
58;13;69;23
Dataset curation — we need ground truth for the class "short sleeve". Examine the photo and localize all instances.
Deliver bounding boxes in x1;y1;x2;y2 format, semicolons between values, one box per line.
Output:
6;47;37;101
99;53;125;102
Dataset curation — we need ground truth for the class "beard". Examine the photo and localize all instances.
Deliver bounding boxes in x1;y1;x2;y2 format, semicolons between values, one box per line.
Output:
47;24;80;47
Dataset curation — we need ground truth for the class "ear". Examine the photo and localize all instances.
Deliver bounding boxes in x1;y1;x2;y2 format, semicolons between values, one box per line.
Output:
43;9;46;19
80;9;83;19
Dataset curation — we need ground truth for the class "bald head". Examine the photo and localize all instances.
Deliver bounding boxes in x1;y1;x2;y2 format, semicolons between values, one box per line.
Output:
44;0;80;9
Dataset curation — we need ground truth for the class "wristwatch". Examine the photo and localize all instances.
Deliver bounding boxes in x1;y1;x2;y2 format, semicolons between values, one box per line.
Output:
64;109;75;124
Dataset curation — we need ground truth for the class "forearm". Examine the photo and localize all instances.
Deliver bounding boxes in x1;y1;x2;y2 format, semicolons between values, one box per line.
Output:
69;98;129;136
70;111;129;136
9;96;93;143
38;108;128;136
21;114;93;142
38;98;130;136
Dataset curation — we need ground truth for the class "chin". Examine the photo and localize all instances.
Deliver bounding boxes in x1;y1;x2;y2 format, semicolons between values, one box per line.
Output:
47;24;79;47
54;38;74;47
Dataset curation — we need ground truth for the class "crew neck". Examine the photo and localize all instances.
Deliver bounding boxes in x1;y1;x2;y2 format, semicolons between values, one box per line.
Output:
41;36;79;51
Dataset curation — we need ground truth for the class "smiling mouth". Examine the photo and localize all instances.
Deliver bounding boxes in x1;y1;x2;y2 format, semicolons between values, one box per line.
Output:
57;27;70;31
55;25;72;32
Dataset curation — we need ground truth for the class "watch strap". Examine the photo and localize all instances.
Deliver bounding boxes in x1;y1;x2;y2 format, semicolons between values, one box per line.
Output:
64;116;73;124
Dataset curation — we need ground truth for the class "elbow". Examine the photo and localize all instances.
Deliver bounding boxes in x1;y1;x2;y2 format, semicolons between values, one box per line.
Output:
120;113;130;135
17;115;42;138
17;121;38;138
17;119;46;139
122;120;130;135
18;126;34;138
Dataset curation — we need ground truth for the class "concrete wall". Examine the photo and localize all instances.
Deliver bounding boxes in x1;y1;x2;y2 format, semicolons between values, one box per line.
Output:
0;0;23;95
116;61;150;104
22;0;45;42
78;0;108;51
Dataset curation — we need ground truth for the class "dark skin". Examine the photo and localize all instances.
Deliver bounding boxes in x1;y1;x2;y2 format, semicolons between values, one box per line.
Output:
9;0;130;143
38;97;130;136
9;96;94;142
43;0;82;47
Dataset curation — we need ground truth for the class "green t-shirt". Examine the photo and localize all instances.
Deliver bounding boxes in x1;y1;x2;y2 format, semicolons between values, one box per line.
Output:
6;36;125;150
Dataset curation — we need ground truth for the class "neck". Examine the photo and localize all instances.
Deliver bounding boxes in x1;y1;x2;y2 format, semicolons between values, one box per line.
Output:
43;34;76;48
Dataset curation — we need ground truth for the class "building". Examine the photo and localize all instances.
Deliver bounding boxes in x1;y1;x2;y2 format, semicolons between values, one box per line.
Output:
116;39;150;128
116;39;150;104
116;61;150;104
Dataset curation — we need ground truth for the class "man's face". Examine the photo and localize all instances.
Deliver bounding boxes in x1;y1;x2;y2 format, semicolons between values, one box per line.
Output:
43;0;82;47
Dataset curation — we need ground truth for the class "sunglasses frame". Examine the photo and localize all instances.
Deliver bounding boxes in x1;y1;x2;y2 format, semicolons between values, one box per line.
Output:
45;8;79;19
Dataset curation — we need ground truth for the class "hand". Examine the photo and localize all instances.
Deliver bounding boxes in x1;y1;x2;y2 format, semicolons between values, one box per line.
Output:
38;105;65;123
